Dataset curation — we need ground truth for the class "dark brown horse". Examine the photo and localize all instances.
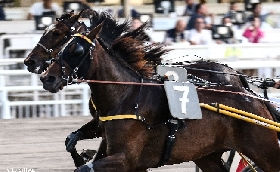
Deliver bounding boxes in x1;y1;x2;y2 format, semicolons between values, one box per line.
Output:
24;10;88;74
23;10;147;169
40;21;280;172
23;10;102;167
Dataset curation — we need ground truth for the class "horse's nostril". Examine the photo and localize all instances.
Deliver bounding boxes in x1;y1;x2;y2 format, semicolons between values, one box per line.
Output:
24;59;35;66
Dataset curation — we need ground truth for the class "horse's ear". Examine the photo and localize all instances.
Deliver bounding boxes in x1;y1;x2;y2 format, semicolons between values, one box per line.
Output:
87;22;103;40
78;9;85;18
68;9;84;23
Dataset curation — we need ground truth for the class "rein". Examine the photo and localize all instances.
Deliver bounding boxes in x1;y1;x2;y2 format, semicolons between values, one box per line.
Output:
74;79;164;86
80;78;280;106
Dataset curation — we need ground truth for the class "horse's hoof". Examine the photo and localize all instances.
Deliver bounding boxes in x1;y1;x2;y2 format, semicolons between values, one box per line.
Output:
65;131;83;152
80;149;97;162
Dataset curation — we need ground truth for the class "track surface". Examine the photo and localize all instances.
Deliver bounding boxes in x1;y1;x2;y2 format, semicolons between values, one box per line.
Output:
0;116;199;172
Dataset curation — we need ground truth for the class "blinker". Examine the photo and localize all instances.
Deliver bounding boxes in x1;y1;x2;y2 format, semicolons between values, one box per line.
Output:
70;43;85;58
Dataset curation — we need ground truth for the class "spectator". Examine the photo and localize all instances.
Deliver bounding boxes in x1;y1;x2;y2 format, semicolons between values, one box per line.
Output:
163;19;187;45
243;3;272;30
182;0;197;16
246;3;273;24
224;1;238;19
242;17;264;43
0;5;6;21
188;17;212;45
118;0;140;18
222;16;234;28
129;17;154;43
186;3;213;30
27;0;62;20
223;1;245;29
218;16;238;44
118;8;140;18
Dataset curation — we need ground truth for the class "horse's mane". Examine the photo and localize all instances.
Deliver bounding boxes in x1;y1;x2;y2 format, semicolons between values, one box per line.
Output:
89;11;169;78
110;29;169;77
89;11;129;45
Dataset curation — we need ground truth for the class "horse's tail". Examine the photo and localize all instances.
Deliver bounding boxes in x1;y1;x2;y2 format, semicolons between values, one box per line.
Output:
263;101;280;139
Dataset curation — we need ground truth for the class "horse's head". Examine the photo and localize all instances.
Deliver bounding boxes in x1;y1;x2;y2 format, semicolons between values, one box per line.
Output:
40;13;167;93
40;23;103;93
24;10;88;74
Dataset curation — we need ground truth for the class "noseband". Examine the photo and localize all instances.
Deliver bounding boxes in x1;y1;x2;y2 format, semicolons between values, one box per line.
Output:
37;42;54;63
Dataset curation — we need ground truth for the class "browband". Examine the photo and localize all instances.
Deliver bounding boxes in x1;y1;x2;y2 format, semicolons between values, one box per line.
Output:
73;33;93;44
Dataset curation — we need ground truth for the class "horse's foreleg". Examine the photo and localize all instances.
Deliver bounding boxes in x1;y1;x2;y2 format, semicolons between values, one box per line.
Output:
66;106;103;168
76;153;131;172
70;136;107;169
194;151;229;172
66;99;101;152
94;137;107;161
65;119;102;152
66;118;101;168
71;149;87;168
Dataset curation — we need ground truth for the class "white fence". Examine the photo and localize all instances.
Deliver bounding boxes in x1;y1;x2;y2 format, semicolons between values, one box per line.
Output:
0;58;91;119
0;70;91;119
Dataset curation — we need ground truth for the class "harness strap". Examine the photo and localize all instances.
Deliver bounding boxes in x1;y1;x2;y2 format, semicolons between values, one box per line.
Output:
90;97;97;111
156;119;181;167
99;114;144;122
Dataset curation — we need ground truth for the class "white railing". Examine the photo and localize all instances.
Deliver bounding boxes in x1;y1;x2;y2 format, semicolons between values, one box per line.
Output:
0;78;91;119
0;34;41;60
0;58;91;119
164;43;280;60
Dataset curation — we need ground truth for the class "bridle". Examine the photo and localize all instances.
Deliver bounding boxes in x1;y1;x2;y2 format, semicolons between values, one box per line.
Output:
36;20;88;62
54;33;96;85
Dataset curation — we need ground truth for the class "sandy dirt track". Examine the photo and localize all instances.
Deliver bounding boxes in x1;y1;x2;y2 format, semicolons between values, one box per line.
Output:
0;116;199;172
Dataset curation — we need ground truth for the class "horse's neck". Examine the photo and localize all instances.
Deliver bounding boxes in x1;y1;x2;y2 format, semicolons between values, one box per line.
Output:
88;44;140;115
